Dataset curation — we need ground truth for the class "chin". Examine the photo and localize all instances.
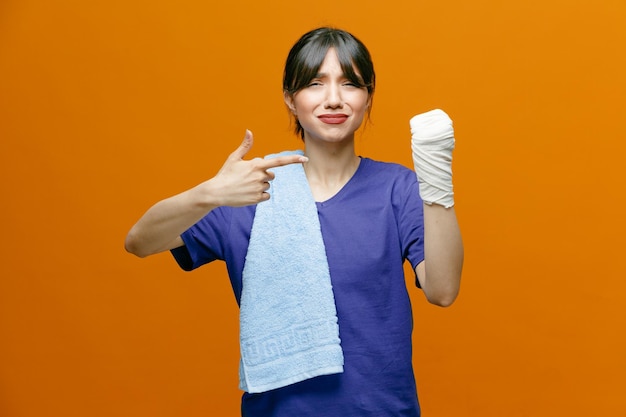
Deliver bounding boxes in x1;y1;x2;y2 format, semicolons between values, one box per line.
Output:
306;128;357;144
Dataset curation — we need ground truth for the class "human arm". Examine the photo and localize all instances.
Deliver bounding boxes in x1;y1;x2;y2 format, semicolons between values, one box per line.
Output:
124;130;308;258
415;204;463;307
411;110;464;307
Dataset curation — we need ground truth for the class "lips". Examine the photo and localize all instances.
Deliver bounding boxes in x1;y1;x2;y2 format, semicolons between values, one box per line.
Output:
318;114;349;124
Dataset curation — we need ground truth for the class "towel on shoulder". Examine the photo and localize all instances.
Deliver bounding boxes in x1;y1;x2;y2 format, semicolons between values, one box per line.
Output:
238;150;344;394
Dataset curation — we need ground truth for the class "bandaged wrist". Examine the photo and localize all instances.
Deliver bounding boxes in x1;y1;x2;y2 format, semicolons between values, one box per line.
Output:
410;109;455;208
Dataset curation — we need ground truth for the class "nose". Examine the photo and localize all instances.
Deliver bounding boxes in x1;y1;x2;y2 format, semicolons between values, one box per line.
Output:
324;82;343;109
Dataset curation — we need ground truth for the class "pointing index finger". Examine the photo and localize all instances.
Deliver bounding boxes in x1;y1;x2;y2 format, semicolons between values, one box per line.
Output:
260;154;309;169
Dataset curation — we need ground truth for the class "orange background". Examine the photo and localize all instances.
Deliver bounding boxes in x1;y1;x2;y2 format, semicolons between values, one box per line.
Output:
1;1;625;416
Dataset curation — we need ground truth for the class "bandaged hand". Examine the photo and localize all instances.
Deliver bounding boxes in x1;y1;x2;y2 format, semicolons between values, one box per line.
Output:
410;109;456;208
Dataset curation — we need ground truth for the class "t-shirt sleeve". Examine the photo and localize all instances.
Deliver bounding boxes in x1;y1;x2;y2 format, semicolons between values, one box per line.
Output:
396;170;425;287
169;207;232;271
170;245;195;271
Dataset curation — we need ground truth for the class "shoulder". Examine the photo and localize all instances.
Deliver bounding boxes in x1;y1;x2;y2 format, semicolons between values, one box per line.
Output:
358;157;417;185
360;156;413;173
356;157;421;207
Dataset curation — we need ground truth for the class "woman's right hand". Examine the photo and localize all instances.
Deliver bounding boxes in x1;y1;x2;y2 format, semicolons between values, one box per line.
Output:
125;130;307;257
206;130;308;207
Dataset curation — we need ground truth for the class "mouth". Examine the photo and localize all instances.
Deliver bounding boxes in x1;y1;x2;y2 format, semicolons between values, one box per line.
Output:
318;114;349;124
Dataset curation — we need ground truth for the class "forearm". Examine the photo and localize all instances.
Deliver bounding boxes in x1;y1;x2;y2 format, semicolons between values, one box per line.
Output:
125;131;309;258
418;203;464;306
124;181;219;258
410;109;463;306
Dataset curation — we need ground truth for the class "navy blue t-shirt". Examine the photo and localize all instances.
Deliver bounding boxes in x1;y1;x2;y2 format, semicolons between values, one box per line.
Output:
171;157;425;417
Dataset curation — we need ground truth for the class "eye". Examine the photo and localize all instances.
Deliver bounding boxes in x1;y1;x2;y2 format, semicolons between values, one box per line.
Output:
307;80;323;87
343;80;364;88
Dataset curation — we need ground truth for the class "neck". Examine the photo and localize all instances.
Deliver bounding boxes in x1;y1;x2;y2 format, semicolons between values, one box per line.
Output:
303;139;360;201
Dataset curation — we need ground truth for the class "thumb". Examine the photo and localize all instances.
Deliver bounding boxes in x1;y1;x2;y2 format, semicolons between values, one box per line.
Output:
229;130;254;160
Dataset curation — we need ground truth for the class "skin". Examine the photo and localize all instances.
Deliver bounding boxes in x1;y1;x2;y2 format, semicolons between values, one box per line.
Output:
123;133;308;257
284;49;463;306
125;48;463;307
284;48;369;202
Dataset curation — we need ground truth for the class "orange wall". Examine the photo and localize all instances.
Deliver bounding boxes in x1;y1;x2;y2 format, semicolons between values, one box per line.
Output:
1;1;625;416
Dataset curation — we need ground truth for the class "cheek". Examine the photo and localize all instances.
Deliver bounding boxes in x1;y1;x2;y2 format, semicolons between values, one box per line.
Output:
292;91;319;111
351;91;370;109
354;96;371;117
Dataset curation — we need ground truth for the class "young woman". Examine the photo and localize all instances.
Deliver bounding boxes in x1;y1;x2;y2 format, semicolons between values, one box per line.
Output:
126;27;463;417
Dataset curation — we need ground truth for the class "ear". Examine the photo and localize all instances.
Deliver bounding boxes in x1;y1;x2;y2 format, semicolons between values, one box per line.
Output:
283;91;296;114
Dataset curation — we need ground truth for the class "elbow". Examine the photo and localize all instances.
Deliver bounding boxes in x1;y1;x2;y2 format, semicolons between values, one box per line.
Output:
424;287;459;308
124;231;149;258
421;268;462;308
427;294;457;308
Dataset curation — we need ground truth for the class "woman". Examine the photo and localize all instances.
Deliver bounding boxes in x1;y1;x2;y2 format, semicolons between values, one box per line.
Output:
126;27;463;417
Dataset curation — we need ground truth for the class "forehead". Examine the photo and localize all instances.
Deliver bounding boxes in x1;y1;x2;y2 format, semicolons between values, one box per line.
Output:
317;48;362;77
317;48;341;71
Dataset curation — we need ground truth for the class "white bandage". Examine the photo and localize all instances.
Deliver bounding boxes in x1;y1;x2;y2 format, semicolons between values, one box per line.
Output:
410;109;455;208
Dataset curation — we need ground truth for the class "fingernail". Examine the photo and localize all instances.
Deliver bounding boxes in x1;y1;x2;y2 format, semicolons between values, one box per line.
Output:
299;156;309;163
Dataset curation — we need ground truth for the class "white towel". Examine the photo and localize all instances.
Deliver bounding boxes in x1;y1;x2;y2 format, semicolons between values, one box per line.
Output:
238;150;344;394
